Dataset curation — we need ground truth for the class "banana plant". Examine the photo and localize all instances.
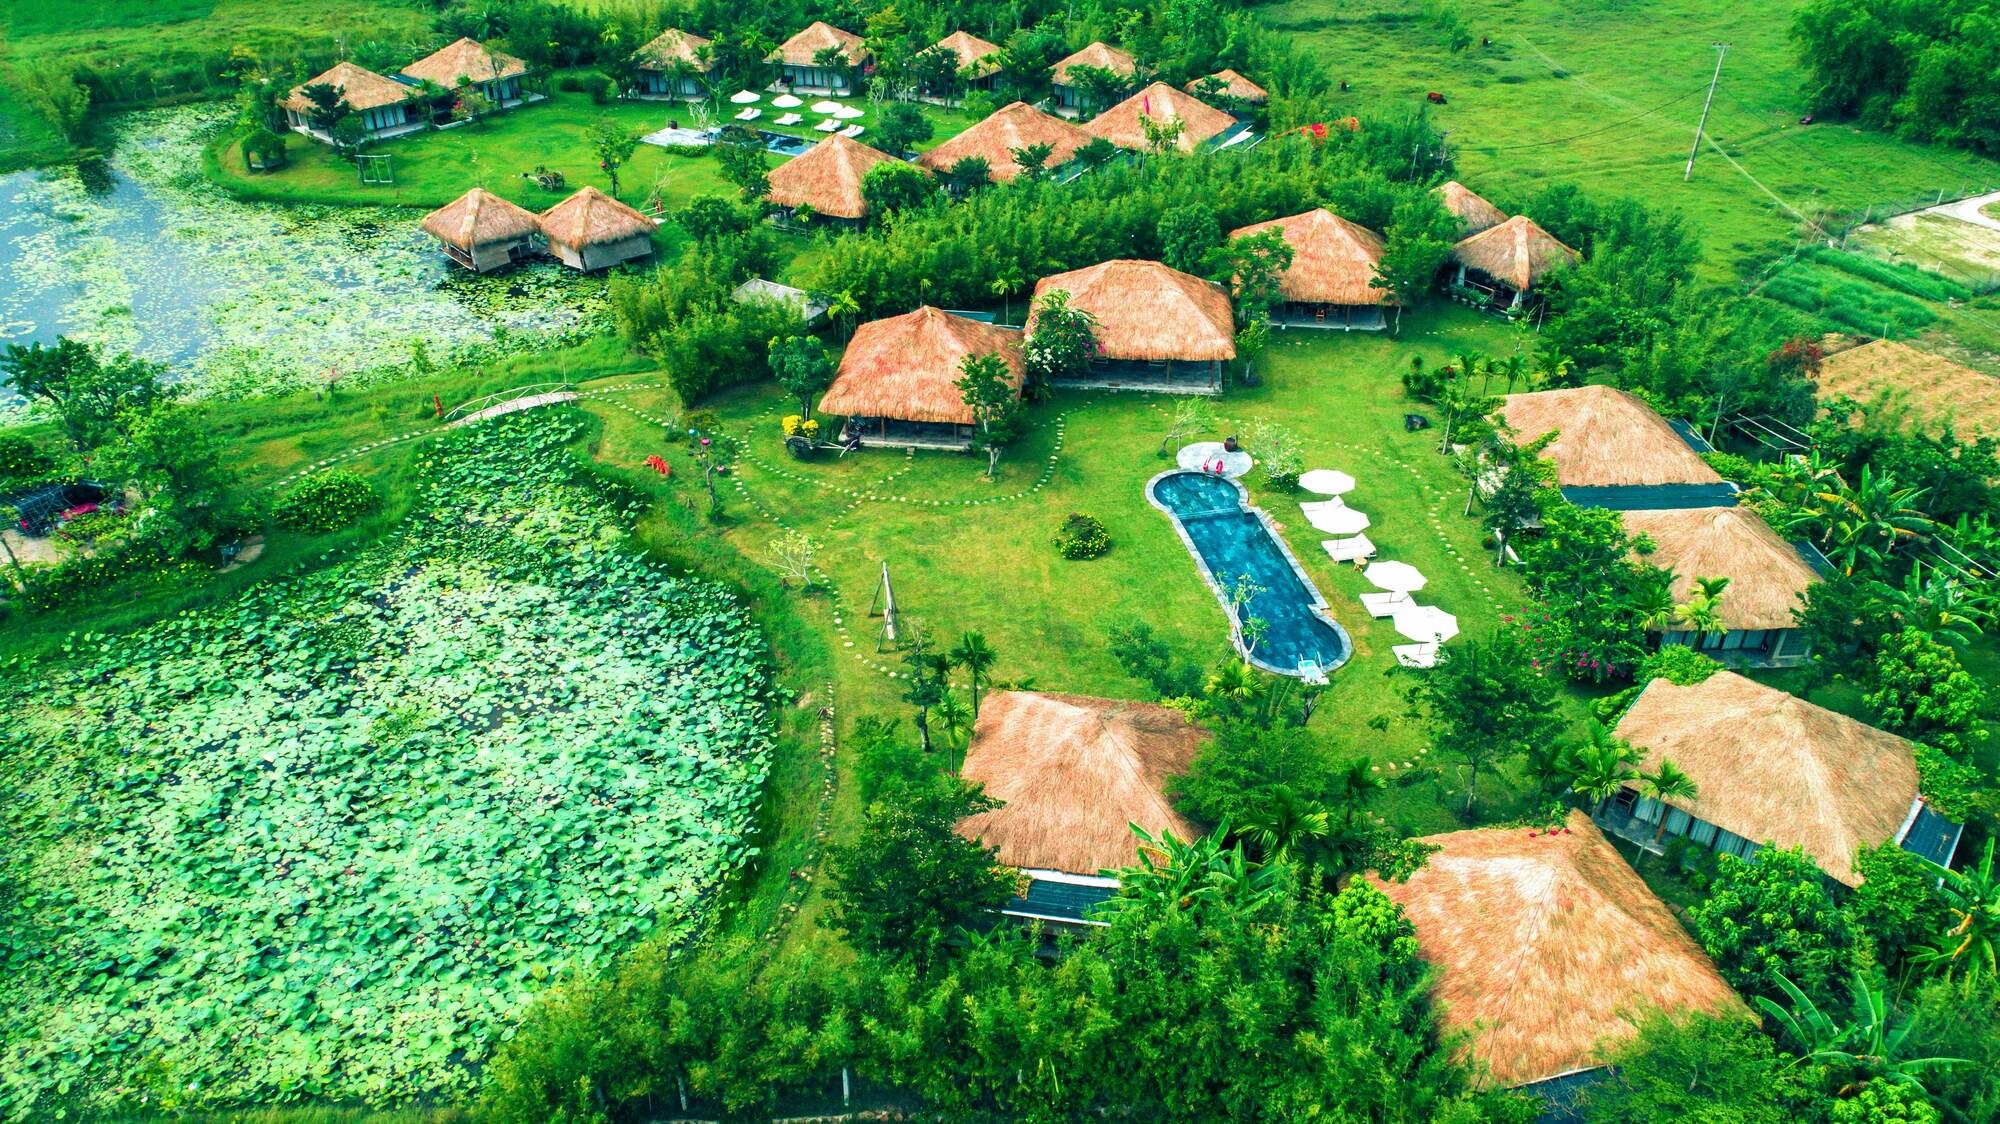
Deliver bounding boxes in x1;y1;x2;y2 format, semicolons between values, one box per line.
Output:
1755;972;1965;1097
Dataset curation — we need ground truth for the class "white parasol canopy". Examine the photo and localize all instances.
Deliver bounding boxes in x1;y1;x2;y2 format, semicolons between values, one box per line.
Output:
729;90;761;104
833;105;865;120
1298;469;1357;496
1391;603;1459;644
810;100;842;114
1364;560;1427;594
772;94;803;108
1302;503;1369;535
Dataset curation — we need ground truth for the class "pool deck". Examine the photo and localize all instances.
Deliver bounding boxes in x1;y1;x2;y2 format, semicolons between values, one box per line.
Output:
1144;468;1352;679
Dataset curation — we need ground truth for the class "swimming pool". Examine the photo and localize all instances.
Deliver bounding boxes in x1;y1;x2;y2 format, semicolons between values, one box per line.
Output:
1146;470;1352;678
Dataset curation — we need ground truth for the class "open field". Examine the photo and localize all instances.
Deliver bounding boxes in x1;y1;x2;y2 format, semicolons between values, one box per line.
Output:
1260;0;1999;282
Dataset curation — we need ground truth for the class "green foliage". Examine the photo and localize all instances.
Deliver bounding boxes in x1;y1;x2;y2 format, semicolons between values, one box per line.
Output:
94;401;239;552
19;61;93;143
1907;972;2000;1124
0;434;57;491
1107;619;1206;698
1802;246;1973;303
860;160;939;218
1158;202;1222;273
1760;257;1939;338
1514;501;1656;681
714;138;770;202
767;333;835;419
1689;846;1856;1004
954;350;1023;477
1577;1009;1810;1124
608;232;794;402
875;101;934;156
1021;288;1099;391
272;469;380;533
1792;0;2000;155
0;413;775;1115
1404;632;1565;814
1866;627;1990;759
1847;843;1950;969
1;336;171;451
1053;511;1111;559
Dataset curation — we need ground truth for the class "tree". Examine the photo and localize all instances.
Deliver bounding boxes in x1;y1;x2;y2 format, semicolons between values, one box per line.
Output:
1405;634;1565;815
96;402;238;552
954;352;1023;479
330;114;371;158
1238;785;1332;866
453;75;496;125
1157;396;1217;457
1866;627;1989;760
823;775;1016;971
20;62;92;143
1138;112;1186;154
1636;759;1697;857
1675;574;1731;640
676;195;755;242
1755;971;1966;1098
762;527;817;590
1021;289;1097;394
1576;1009;1806;1124
1006;141;1056;183
1373;193;1457;333
1690;846;1855;1004
1064;63;1130;114
1564;721;1641;814
1848;842;1951;971
715;139;769;201
1;338;170;451
1204;228;1294;325
947;631;997;716
298;81;350;134
1481;464;1539;566
860;161;936;218
1914;837;2000;988
940;155;992;195
587;117;639;196
1815;465;1934;577
767;334;835;421
1073;135;1121;169
876;102;932;156
901;632;950;755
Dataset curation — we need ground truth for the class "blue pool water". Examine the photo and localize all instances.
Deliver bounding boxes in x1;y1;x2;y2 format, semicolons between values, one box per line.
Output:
1147;471;1352;677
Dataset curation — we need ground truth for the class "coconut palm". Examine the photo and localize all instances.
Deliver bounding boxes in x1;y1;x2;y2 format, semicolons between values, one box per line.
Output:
1914;837;2000;988
932;689;973;775
1239;785;1333;866
1334;756;1387;818
1755;971;1966;1097
948;630;998;716
1638;759;1698;856
1628;569;1679;633
1203;659;1263;718
1103;823;1285;917
1568;721;1640;817
1675;575;1731;641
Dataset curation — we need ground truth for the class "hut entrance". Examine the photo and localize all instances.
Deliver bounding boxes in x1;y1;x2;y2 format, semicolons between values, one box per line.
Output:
1270;302;1387;331
1054;359;1222;396
842;415;975;451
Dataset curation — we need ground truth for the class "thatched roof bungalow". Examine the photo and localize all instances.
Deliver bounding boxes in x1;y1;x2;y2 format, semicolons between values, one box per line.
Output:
915;101;1092;184
1373;813;1743;1091
1436;180;1506;237
632;28;716;97
537;187;658;271
1450;215;1580;308
1610;672;1962;884
1085;83;1237;154
1498;385;1734;506
765;134;904;224
1050;41;1137;112
1030;259;1235;393
1187;68;1267;107
402;37;532;108
958;691;1207;927
770;21;869;91
281;62;421;142
421;188;542;273
818;306;1024;449
933;30;1004;87
1621;507;1824;666
1228;208;1390;330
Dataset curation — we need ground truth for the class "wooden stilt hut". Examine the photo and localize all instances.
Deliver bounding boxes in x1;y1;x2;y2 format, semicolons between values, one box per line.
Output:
537;187;659;272
421;188;542;272
1229;207;1391;330
817;306;1024;450
1030;259;1235;393
1449;215;1580;309
401;37;533;111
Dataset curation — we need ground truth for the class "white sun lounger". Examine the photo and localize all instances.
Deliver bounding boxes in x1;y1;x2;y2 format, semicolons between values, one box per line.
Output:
1322;534;1375;563
814;118;841;132
734;107;761;121
1360;591;1409;618
1394;642;1440;669
775;113;803;126
839;124;865;138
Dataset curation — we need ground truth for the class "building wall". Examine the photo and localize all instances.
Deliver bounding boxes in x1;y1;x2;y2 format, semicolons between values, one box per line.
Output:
550;234;654;272
1627;792;1763;860
781;63;851;90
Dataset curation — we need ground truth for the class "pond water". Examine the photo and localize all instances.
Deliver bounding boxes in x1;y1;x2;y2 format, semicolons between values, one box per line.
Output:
0;105;612;409
1147;470;1353;678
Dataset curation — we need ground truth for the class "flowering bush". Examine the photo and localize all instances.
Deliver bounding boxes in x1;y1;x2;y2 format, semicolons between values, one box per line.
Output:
273;469;379;533
781;415;820;439
1054;512;1111;559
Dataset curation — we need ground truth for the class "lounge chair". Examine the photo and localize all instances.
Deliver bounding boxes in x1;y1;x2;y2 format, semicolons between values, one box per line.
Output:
734;107;761;121
1394;642;1439;669
1322;534;1375;563
839;124;864;138
1360;591;1407;618
814;118;840;132
775;112;803;126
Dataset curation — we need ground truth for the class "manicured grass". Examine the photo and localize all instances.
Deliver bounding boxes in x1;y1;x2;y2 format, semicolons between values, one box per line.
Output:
1261;0;2000;281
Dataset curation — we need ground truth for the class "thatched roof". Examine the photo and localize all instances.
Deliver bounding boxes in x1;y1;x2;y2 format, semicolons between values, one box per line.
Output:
1437;181;1506;236
1051;41;1137;85
1499;385;1724;489
765;134;903;221
402;37;528;86
421;188;540;250
1085;83;1235;153
537;187;658;249
1229;208;1390;306
1373;812;1742;1088
1613;672;1923;887
1452;215;1580;291
1032;259;1237;363
956;691;1206;875
633;27;714;71
283;62;412;112
770;21;867;68
915;101;1093;182
934;30;1003;79
1187;68;1267;103
1621;507;1821;632
819;306;1025;425
1817;338;2000;437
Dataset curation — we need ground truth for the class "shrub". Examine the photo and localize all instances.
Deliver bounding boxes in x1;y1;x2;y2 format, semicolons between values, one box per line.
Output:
780;415;820;440
273;470;378;533
1054;512;1111;559
557;74;587;92
589;75;616;104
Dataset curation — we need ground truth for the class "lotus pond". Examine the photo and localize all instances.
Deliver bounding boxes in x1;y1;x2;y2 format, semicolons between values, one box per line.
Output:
0;104;611;409
0;411;774;1116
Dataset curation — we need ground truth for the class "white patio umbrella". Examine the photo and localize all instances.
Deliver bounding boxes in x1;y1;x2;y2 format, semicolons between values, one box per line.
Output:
810;100;842;114
1298;469;1356;496
729;90;761;104
833;105;865;120
1364;560;1427;595
1303;503;1369;535
1392;603;1459;644
772;94;803;108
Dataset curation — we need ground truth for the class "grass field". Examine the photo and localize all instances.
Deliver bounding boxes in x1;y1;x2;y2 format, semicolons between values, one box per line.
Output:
1262;0;2000;282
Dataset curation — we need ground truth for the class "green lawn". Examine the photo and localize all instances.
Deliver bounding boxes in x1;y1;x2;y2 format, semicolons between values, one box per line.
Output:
1262;0;2000;282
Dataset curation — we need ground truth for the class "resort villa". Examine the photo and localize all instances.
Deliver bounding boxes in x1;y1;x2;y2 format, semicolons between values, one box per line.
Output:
1228;208;1391;330
1374;814;1742;1099
770;21;870;92
1608;672;1963;882
1049;41;1137;113
1621;507;1824;666
1030;259;1236;393
817;305;1024;450
956;692;1207;932
1450;214;1580;309
421;188;542;273
1085;83;1239;154
281;62;422;142
916;101;1092;184
1186;69;1268;112
765;134;906;226
1499;385;1737;509
932;30;1004;93
401;37;533;109
1437;180;1507;237
631;28;716;98
536;187;658;271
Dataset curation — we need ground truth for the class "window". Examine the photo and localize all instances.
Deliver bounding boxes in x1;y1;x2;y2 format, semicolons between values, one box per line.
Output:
1688;818;1718;846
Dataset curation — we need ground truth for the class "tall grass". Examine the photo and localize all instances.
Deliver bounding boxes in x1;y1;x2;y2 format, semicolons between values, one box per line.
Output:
1760;259;1938;338
1803;246;1974;302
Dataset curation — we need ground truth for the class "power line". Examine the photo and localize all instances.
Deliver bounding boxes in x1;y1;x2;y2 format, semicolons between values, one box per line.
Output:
1486;87;1708;151
1684;43;1729;181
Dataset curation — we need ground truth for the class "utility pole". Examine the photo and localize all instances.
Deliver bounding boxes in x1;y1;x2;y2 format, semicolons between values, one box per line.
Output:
1683;43;1729;182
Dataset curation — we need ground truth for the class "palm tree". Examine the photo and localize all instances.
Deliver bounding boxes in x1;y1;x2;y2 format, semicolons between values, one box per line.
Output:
1629;569;1678;634
933;690;973;775
1675;575;1731;644
826;289;862;342
948;631;997;716
1914;837;2000;988
1238;785;1333;867
1755;972;1966;1097
1637;759;1698;857
1203;659;1263;718
1568;722;1640;817
988;267;1027;325
1334;756;1386;819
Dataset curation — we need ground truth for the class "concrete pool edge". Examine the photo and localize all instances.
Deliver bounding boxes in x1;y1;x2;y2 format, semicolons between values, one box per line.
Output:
1143;468;1353;679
